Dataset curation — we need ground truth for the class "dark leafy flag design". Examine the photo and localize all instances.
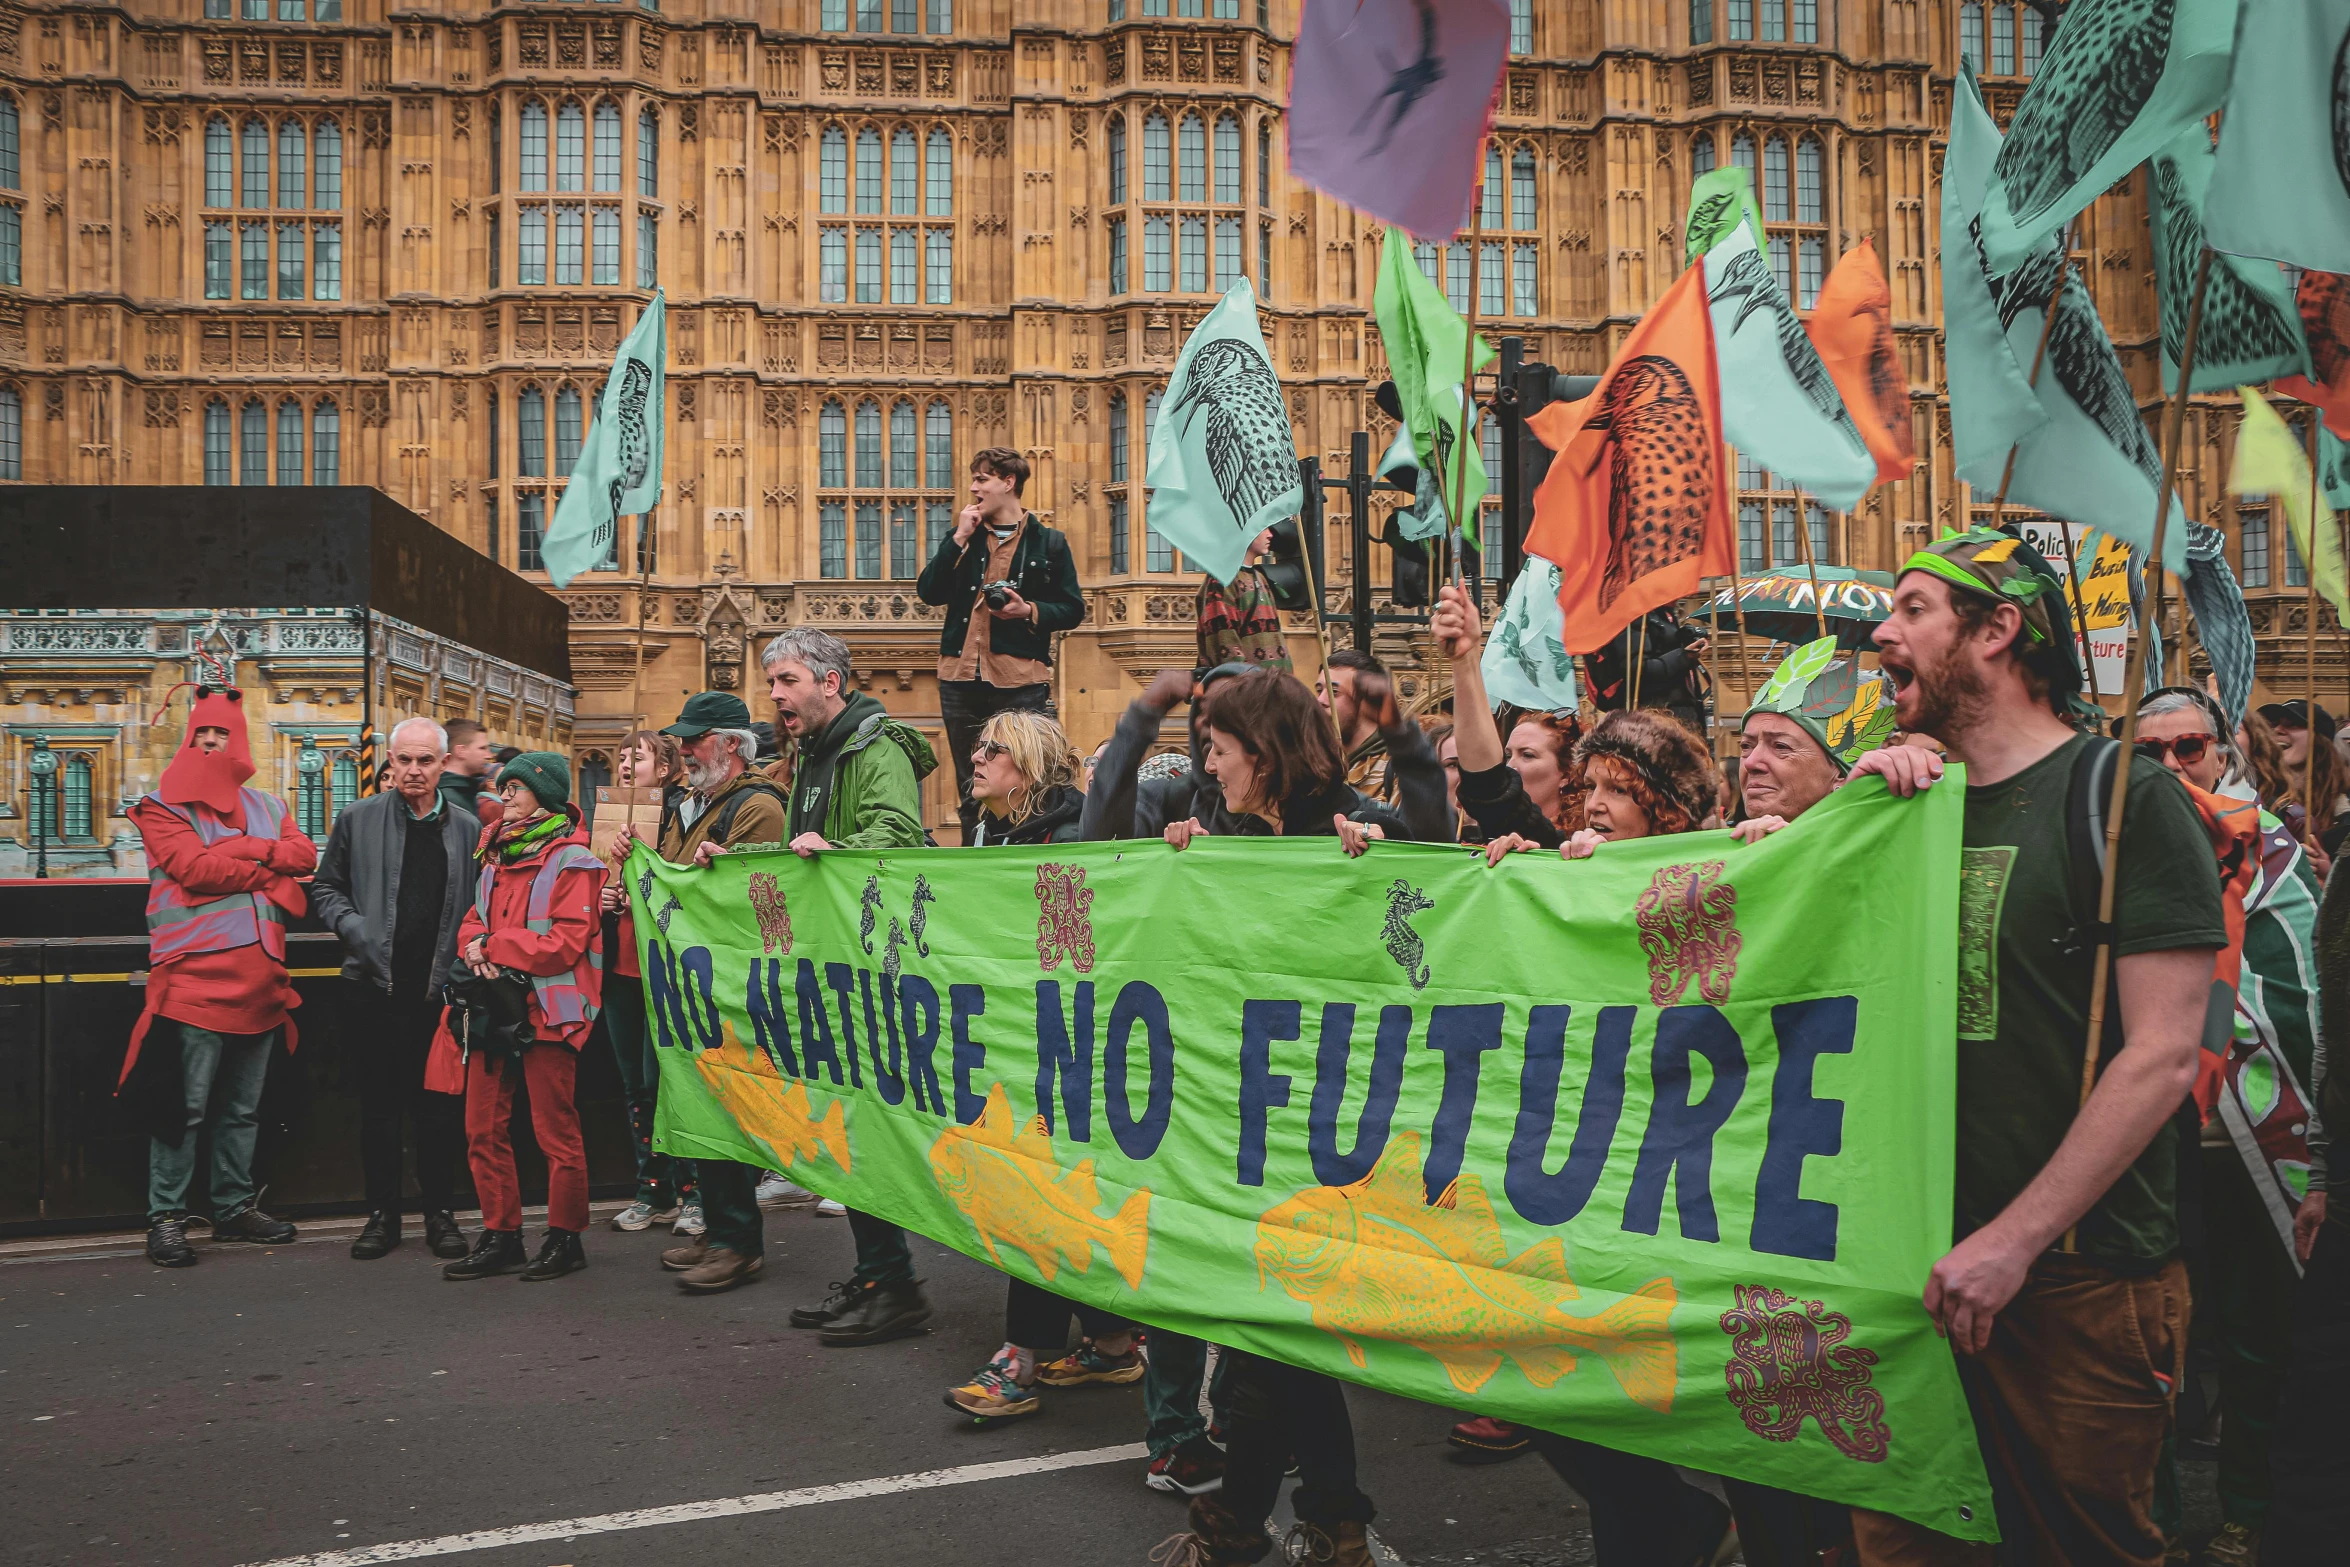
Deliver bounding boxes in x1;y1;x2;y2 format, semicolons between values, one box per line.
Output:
1143;277;1303;587
543;290;667;588
2146;124;2311;396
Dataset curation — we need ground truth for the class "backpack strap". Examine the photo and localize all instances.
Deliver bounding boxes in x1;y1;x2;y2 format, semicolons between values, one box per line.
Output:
2061;736;2122;959
705;775;788;847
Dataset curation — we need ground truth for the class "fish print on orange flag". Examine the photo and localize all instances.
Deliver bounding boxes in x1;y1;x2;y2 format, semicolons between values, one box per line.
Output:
1525;263;1731;655
1255;1131;1679;1409
928;1082;1152;1288
694;1023;852;1175
1805;239;1917;486
2278;270;2350;441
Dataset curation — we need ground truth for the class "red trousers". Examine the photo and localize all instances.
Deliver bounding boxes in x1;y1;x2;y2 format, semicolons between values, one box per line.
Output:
463;1041;588;1233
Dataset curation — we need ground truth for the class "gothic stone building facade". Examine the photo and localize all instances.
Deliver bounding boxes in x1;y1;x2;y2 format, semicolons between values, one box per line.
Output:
0;0;2327;856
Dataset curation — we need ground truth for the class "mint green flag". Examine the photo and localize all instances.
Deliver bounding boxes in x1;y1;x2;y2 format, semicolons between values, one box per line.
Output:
1977;0;2239;277
2322;427;2350;515
1702;223;1877;511
2147;125;2310;395
1143;277;1303;587
1373;229;1494;546
1481;554;1579;712
2208;0;2350;270
1944;67;2186;573
544;290;666;588
1684;166;1770;270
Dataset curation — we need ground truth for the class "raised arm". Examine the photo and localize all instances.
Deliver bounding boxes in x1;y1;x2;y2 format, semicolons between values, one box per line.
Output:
1081;669;1193;842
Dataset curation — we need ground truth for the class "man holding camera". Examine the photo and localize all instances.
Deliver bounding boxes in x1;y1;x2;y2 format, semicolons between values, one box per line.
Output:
916;447;1084;843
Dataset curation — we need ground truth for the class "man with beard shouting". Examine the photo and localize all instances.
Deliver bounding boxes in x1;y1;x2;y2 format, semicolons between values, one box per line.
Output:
1848;531;2222;1567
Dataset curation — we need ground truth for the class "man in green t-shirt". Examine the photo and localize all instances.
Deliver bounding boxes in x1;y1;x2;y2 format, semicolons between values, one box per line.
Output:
1852;531;2222;1567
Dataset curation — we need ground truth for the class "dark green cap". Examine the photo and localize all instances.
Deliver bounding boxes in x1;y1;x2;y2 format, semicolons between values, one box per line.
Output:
496;751;571;810
661;691;753;738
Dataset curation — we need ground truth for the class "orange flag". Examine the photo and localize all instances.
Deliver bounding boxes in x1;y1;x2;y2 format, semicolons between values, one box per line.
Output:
1804;239;1916;485
2277;269;2350;441
1526;263;1731;655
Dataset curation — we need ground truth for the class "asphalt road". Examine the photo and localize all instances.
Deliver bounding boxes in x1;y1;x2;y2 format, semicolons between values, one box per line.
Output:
0;1205;2226;1567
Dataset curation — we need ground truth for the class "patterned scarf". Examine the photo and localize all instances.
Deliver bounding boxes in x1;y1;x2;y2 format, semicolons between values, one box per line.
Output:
496;808;568;862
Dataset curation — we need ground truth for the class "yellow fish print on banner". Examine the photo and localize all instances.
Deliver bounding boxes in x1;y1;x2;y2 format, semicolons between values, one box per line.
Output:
1255;1132;1679;1409
692;1024;852;1175
927;1083;1151;1288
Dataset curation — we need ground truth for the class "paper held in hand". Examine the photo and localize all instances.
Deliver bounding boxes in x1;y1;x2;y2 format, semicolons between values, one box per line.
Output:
592;785;664;865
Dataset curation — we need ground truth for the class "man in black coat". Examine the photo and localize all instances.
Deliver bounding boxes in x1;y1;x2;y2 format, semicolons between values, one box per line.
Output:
915;446;1084;843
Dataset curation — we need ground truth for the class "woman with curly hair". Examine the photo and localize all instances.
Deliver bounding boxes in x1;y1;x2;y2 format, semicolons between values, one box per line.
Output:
1483;709;1721;863
966;708;1085;845
1429;585;1588;852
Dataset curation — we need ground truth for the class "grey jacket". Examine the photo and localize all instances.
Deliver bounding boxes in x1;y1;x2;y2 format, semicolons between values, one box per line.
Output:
310;788;481;1001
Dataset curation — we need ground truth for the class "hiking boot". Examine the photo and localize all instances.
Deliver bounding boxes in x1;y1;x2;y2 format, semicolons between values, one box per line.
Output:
1148;1493;1271;1566
676;1246;763;1294
1144;1435;1226;1496
1039;1338;1147;1387
1284;1521;1373;1567
817;1279;932;1346
671;1199;706;1236
424;1210;469;1259
519;1228;587;1282
2203;1523;2260;1567
755;1172;820;1209
944;1351;1041;1421
1445;1415;1533;1462
442;1229;526;1280
146;1216;196;1269
213;1206;297;1245
660;1236;709;1272
791;1278;872;1329
349;1212;401;1260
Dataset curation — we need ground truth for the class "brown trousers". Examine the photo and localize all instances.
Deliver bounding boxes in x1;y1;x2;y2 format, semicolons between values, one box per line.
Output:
1855;1253;2188;1567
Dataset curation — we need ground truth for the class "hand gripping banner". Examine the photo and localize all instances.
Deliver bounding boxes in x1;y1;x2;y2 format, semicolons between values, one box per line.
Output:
635;778;1995;1540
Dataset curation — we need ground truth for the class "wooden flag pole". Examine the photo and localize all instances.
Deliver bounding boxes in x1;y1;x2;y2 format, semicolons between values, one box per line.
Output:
2069;248;2211;1253
1448;155;1489;593
2056;516;2105;707
1794;503;1830;641
2305;409;2325;849
628;514;653;730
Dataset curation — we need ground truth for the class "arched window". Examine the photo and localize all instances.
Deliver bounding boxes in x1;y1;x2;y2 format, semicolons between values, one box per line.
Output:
0;94;17;191
0;386;19;480
1990;2;2015;73
1214;115;1241;204
1798;235;1824;308
1142;389;1172;570
1143;113;1170;201
520;101;548;191
555;386;583;476
241;117;269;207
555;102;585;191
854;399;883;487
594;102;622;192
1795;135;1823;223
518;386;547;476
1762;136;1789;221
819;126;847;212
204;398;231;485
1959;2;1983;70
1258;121;1273;207
1108;116;1127;205
926;128;953;215
890;399;918;486
205;117;232;206
2022;6;2043;73
277;399;303;485
890;128;919;214
313;119;341;209
925;400;953;488
59;755;92;841
638;108;659;196
1731;132;1756;170
278;120;306;207
1178;113;1206;202
240;399;268;485
1692;131;1716;177
1108;391;1130;573
855;128;884;213
311;399;339;484
1511;147;1537;229
489;103;501;194
1509;0;1531;54
1109;392;1129;484
1691;0;1713;45
820;398;847;486
1482;144;1505;229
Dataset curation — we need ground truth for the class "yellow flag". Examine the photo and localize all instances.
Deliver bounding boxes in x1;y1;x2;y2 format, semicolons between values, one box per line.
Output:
2231;389;2346;621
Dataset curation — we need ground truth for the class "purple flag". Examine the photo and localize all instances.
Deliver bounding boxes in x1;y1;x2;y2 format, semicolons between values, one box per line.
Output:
1288;0;1509;242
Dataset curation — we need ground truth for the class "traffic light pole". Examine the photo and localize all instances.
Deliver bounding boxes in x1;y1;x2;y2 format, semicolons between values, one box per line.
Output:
1497;336;1526;594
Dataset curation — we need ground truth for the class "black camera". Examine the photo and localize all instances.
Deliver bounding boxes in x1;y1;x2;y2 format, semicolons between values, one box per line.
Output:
981;579;1017;610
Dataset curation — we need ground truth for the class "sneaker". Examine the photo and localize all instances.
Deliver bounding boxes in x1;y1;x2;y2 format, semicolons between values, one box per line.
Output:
944;1351;1041;1420
816;1198;847;1217
519;1228;588;1282
1144;1436;1226;1496
2203;1523;2260;1567
672;1200;706;1237
1446;1415;1534;1462
817;1279;933;1346
755;1172;820;1209
145;1216;196;1269
212;1206;297;1245
1038;1339;1147;1387
676;1246;764;1294
610;1201;661;1232
790;1278;872;1330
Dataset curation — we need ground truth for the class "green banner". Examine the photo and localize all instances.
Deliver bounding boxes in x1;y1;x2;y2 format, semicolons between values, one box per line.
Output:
636;779;1994;1540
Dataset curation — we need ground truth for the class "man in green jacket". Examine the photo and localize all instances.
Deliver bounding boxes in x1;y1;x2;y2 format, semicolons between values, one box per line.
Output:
758;626;940;1345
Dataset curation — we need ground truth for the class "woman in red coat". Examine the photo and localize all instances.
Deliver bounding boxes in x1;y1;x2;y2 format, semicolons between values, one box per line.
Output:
430;752;605;1283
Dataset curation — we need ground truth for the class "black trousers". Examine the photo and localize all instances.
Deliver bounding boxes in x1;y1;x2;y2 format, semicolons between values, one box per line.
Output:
2267;1209;2350;1563
348;980;463;1215
1219;1353;1372;1529
1527;1432;1848;1567
938;678;1052;844
1004;1274;1128;1351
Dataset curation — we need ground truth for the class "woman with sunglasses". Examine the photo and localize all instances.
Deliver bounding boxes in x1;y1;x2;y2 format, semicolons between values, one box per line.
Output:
964;708;1086;846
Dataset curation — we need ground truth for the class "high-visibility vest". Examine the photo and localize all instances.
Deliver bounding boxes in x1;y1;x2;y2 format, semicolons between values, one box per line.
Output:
143;789;291;966
474;843;605;1026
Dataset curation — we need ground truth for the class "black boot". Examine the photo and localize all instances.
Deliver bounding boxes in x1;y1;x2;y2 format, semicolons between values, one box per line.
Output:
442;1229;527;1281
423;1209;468;1259
519;1228;587;1282
350;1211;401;1260
146;1216;196;1269
790;1278;872;1329
817;1279;932;1346
213;1206;297;1244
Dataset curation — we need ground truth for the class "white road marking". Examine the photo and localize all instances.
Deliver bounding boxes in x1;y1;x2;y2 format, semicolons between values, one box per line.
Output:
232;1444;1152;1566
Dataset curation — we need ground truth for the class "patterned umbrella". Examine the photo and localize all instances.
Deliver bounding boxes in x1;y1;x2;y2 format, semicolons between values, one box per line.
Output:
1695;565;1897;650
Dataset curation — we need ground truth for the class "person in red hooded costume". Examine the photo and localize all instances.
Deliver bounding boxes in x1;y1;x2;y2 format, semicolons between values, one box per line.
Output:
121;686;316;1268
